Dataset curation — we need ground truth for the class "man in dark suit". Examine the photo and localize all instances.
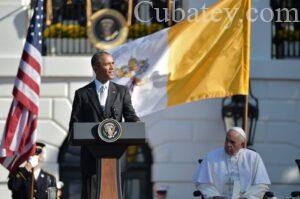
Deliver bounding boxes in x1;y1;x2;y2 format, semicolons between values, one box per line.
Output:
8;142;57;199
68;51;140;199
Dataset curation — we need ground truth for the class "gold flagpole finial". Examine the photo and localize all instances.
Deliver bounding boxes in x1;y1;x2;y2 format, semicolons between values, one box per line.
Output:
46;0;53;26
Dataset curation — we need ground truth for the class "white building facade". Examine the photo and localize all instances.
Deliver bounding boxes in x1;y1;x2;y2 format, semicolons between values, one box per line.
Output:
0;0;299;198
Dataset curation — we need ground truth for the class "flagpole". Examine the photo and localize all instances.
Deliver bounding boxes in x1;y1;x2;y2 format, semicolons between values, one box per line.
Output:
127;0;133;26
243;95;249;147
30;168;34;199
86;0;92;27
46;0;52;26
167;0;173;26
243;0;252;147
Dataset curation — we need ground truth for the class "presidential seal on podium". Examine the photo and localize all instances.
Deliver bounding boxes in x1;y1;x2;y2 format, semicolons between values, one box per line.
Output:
98;118;123;143
87;9;128;50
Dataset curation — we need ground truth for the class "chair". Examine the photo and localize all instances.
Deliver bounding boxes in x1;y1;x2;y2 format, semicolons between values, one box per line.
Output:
193;189;203;198
263;191;274;199
193;159;204;198
290;159;300;198
193;190;274;199
291;191;300;198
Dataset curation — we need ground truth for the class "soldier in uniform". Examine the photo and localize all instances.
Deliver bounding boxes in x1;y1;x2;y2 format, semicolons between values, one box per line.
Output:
8;142;57;199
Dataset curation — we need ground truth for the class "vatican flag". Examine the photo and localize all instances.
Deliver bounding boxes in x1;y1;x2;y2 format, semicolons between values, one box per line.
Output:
110;0;251;117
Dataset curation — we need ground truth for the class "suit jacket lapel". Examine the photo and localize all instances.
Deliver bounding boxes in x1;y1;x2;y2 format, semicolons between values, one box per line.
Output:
35;170;43;190
105;82;117;116
86;82;104;119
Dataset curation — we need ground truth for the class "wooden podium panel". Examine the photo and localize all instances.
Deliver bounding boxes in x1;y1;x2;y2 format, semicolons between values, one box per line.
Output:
100;159;118;199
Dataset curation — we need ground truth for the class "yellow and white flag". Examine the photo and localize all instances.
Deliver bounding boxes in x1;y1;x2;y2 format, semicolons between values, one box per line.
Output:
110;0;251;117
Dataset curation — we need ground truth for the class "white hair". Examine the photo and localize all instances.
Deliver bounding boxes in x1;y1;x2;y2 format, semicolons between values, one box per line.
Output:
227;127;247;142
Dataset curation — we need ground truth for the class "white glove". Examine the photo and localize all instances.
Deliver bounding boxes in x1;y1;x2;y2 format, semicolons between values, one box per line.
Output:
28;155;39;167
56;181;64;189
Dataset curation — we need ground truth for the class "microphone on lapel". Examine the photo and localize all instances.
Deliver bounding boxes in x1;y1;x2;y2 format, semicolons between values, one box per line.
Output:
111;106;117;119
103;111;108;119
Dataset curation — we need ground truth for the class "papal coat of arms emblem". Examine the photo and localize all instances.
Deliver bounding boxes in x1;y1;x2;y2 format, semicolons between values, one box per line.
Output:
115;57;150;92
98;119;123;143
116;57;149;84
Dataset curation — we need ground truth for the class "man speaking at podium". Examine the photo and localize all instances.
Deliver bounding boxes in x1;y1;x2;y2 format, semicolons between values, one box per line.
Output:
68;51;140;198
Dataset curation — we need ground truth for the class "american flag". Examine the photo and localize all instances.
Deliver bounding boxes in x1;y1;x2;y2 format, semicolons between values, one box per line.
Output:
0;0;44;171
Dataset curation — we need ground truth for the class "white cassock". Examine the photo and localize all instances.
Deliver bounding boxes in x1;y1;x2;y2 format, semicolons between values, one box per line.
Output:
193;148;271;199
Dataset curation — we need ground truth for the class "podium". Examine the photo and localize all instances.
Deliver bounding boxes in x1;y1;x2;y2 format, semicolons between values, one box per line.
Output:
71;122;145;199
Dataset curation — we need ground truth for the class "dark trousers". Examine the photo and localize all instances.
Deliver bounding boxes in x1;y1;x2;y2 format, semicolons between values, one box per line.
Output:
81;174;92;199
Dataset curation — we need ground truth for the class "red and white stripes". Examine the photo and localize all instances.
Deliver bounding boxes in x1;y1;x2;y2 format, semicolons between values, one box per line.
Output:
0;42;41;171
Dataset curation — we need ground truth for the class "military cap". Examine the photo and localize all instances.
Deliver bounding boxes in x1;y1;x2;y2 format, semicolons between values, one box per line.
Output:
35;142;45;155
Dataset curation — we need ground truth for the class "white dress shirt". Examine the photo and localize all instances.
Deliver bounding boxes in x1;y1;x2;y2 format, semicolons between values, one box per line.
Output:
94;79;110;107
34;168;41;180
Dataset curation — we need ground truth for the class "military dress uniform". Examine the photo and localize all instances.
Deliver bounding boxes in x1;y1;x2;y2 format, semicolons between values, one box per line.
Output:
8;167;56;199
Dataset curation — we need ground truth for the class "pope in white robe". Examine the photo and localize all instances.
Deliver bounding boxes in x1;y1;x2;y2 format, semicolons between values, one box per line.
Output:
193;127;271;199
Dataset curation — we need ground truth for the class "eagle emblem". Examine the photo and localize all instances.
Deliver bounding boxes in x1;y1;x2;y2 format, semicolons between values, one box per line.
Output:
98;119;123;143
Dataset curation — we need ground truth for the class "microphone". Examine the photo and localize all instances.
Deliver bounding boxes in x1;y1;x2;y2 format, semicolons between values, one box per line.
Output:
103;112;108;119
110;106;117;119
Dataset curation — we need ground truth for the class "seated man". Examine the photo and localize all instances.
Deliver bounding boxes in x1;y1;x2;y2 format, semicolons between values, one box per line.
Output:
193;127;271;199
8;142;57;199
